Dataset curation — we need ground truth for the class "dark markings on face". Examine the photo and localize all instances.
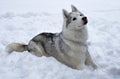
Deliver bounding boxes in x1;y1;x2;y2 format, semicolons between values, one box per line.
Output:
66;12;84;28
66;13;72;27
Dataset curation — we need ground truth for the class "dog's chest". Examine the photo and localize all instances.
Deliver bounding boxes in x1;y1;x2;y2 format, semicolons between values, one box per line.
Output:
67;44;87;58
61;44;88;67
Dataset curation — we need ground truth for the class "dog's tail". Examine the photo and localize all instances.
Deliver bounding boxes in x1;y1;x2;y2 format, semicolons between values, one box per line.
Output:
6;43;28;53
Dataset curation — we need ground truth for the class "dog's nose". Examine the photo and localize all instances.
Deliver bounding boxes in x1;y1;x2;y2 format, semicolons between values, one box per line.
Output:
82;17;88;25
82;17;87;21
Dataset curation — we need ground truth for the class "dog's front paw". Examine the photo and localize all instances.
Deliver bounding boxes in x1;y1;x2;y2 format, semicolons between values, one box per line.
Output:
76;64;86;70
92;64;98;70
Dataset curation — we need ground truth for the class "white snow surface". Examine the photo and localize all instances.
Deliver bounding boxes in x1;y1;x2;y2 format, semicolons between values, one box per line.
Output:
0;0;120;79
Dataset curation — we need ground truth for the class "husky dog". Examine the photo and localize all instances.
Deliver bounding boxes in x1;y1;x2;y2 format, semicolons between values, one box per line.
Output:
6;5;97;70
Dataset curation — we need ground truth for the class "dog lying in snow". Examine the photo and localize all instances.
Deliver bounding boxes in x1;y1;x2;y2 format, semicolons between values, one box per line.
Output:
6;5;97;70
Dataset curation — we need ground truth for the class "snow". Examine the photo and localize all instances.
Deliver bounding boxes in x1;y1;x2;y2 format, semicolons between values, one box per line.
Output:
0;0;120;79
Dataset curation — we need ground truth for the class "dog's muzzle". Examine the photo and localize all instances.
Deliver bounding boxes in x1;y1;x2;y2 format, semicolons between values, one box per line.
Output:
82;17;88;25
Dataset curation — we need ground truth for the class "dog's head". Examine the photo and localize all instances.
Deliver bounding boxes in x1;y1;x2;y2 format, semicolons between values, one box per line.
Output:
62;5;88;30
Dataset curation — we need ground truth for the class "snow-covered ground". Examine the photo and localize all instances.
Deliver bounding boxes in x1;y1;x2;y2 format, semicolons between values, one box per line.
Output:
0;0;120;79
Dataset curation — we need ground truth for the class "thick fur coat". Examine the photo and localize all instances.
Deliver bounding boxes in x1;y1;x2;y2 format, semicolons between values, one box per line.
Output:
6;5;97;70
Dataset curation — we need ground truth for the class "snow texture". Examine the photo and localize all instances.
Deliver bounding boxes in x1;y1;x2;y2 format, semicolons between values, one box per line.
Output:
0;0;120;79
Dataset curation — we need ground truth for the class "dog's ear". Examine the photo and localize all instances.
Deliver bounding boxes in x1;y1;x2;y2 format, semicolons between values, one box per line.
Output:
71;5;78;12
62;9;68;19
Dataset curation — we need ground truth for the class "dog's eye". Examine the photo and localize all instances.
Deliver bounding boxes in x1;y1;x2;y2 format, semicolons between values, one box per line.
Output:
73;17;77;21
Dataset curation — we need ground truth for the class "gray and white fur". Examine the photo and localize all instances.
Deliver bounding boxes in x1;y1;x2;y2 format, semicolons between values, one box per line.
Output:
6;5;97;70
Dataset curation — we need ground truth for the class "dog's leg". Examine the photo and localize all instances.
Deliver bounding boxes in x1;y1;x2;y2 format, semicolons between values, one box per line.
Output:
85;51;97;69
28;41;49;57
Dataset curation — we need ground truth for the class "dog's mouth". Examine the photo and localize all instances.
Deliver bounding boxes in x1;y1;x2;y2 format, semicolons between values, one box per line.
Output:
83;20;88;25
82;17;88;25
